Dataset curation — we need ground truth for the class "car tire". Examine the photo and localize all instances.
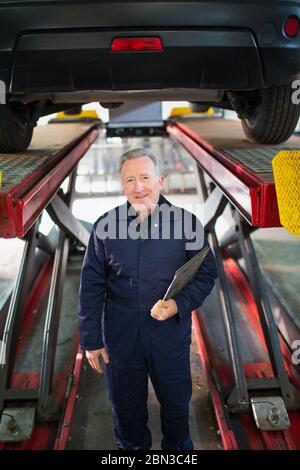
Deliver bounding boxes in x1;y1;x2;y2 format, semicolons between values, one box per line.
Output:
190;103;210;113
64;105;82;115
0;103;34;153
241;84;300;145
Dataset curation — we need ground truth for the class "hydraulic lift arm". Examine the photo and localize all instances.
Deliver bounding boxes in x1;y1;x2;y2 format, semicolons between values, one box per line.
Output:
0;122;98;442
168;117;300;441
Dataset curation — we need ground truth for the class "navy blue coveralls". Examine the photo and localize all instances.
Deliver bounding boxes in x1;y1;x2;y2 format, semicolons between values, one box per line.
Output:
78;194;218;449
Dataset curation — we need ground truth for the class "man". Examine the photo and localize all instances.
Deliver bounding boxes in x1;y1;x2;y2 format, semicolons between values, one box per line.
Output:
78;147;218;450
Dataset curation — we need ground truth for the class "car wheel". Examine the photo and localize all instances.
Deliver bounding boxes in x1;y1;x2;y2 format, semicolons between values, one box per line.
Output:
64;105;82;115
0;103;34;153
190;103;210;113
241;84;300;145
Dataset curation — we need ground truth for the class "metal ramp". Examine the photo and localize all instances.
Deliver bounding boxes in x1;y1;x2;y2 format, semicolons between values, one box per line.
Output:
168;117;300;449
0;122;98;446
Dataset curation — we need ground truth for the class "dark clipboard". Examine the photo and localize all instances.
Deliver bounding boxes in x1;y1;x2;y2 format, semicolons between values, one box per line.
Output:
163;245;210;301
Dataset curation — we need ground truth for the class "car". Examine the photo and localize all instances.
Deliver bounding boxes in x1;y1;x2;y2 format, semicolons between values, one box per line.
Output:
0;0;299;152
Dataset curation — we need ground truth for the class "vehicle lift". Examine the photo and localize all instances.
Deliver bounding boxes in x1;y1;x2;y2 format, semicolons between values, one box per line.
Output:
0;122;99;447
0;115;300;449
168;117;300;449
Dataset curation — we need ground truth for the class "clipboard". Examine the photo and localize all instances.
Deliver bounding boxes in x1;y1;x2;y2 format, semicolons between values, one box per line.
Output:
163;245;210;301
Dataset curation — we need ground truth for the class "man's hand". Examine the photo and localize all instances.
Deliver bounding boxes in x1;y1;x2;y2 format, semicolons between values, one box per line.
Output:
151;299;178;321
86;347;109;373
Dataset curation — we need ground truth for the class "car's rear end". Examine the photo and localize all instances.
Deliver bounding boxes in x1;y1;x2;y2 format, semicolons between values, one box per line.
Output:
0;0;299;151
0;0;299;104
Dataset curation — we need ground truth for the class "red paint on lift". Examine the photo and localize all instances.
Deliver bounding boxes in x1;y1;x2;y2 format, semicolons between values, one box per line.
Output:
1;370;75;450
192;311;239;450
168;122;281;227
224;257;300;393
0;127;98;238
224;258;300;449
54;345;83;450
192;256;300;450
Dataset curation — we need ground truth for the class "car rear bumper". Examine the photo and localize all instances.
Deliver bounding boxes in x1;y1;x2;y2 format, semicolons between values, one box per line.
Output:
0;1;299;97
11;29;265;94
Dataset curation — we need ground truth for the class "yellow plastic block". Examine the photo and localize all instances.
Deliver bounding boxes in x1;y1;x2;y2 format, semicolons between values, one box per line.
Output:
169;106;215;117
272;150;300;235
0;171;2;190
56;109;100;119
170;106;192;117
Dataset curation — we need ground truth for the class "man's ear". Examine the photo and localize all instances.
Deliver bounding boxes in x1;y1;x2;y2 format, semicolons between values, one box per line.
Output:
158;175;164;189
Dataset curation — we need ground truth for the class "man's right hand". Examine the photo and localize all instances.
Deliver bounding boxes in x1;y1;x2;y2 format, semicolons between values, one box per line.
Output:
86;347;109;373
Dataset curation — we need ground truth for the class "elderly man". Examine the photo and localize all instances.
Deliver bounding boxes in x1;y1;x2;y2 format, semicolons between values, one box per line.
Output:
78;147;218;450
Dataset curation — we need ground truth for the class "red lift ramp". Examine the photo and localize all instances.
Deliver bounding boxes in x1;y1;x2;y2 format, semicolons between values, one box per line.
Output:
0;123;98;238
167;117;300;449
0;123;98;447
168;118;300;228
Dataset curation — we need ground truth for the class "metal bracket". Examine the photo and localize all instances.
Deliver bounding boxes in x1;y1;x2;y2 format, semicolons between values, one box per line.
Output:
37;394;61;422
47;193;90;248
227;387;250;413
0;407;35;442
250;397;290;431
203;187;227;231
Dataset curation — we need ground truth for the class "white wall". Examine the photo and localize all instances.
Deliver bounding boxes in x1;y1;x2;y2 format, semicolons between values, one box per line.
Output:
38;101;192;126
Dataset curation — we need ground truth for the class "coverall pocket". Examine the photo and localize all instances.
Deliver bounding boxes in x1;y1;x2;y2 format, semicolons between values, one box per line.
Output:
155;251;185;283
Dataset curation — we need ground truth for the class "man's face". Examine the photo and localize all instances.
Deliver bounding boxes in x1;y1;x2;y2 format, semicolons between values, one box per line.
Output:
121;156;164;216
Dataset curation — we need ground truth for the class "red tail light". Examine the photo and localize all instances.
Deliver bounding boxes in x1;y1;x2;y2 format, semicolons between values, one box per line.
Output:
284;16;299;38
111;37;163;52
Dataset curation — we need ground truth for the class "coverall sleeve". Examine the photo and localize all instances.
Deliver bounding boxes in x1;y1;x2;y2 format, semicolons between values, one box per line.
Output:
172;215;218;319
78;222;107;350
